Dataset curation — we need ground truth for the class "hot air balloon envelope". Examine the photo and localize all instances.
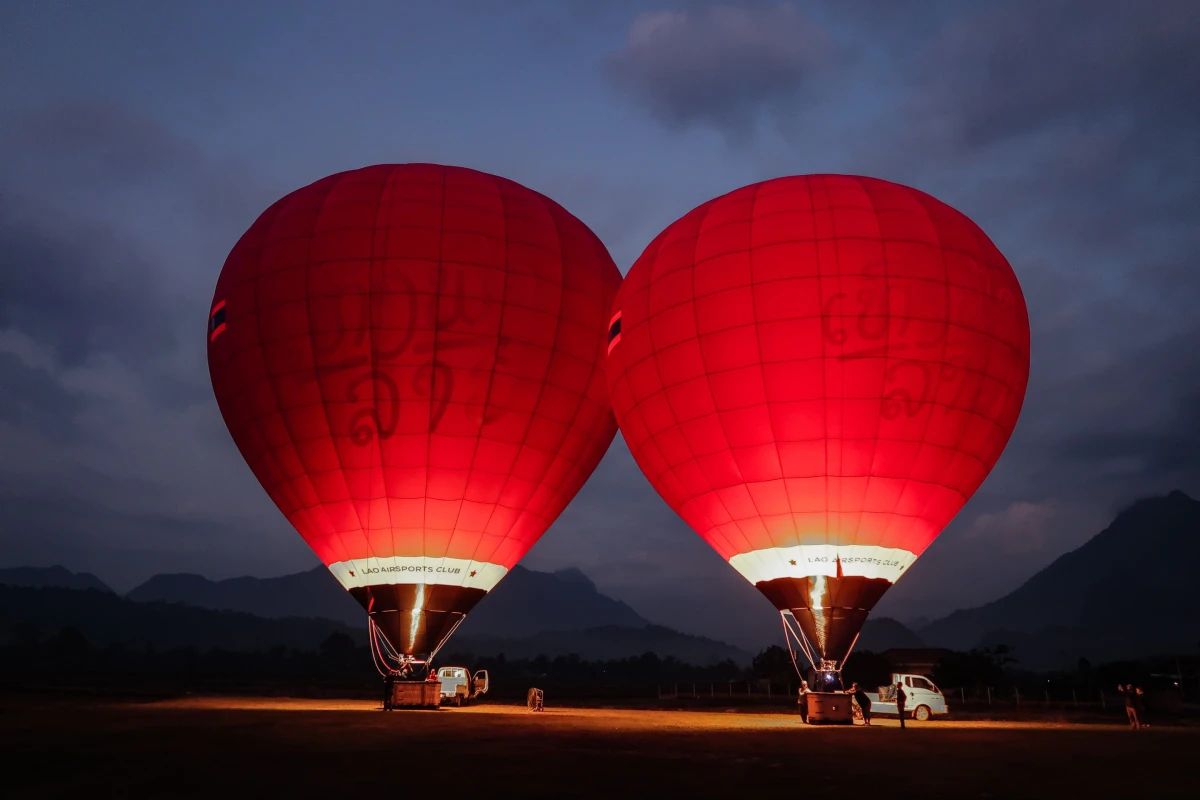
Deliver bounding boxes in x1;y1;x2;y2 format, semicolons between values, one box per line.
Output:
208;164;621;660
606;174;1030;666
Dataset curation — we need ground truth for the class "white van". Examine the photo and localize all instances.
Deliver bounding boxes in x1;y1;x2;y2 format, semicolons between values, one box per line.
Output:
863;673;948;721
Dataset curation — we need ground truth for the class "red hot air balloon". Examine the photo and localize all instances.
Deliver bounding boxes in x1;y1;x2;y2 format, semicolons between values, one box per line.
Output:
606;175;1029;674
208;164;621;668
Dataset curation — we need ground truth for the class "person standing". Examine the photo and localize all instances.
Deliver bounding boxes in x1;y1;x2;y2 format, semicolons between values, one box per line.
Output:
1134;686;1149;728
798;680;810;723
895;681;907;729
1118;684;1140;729
848;682;872;726
383;671;396;712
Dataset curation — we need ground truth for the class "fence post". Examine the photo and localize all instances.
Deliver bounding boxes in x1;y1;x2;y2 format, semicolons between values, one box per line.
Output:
1072;688;1077;707
693;683;697;699
768;683;772;700
960;687;965;704
1044;688;1049;707
1015;687;1020;705
1100;689;1105;709
987;686;992;705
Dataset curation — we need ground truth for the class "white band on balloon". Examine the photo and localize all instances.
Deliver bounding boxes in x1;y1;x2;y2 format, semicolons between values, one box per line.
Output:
327;557;508;593
728;544;917;585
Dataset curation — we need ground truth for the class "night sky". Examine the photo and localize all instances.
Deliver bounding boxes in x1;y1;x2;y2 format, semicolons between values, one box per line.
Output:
2;1;1197;650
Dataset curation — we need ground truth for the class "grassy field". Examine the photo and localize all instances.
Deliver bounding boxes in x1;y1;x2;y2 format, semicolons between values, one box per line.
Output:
5;695;1196;798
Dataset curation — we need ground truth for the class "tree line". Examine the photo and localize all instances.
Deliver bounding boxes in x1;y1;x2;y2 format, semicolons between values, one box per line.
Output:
4;621;1194;705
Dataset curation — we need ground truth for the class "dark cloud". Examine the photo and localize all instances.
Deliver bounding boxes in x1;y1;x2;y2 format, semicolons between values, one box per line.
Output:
0;197;180;366
891;1;1200;243
3;100;268;244
915;3;1200;498
0;470;309;592
1054;329;1200;482
872;2;1200;617
0;98;284;592
911;1;1200;149
16;99;202;184
0;349;84;442
605;2;838;140
603;1;1200;624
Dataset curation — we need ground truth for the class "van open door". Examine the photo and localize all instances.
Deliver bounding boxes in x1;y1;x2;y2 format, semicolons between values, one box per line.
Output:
472;670;490;698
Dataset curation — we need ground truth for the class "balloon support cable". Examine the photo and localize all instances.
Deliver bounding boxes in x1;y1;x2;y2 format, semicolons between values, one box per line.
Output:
368;616;465;678
780;610;860;679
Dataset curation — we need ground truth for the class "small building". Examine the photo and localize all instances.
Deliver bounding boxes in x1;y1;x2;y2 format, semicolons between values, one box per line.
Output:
880;648;955;676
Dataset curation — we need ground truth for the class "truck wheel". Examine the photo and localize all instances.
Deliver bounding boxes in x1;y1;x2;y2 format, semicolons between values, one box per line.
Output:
914;705;931;722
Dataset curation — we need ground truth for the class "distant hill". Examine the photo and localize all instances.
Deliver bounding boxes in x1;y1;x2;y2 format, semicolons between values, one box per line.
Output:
127;567;361;626
0;581;742;666
0;585;361;652
858;617;925;652
448;624;751;666
455;566;649;638
126;564;651;640
920;491;1200;669
0;565;112;593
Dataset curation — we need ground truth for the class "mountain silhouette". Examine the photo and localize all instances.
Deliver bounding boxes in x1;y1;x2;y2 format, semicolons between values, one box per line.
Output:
857;616;925;652
126;564;651;639
0;565;113;593
920;490;1200;668
456;566;649;638
0;577;735;665
29;563;739;663
127;567;361;625
0;584;361;652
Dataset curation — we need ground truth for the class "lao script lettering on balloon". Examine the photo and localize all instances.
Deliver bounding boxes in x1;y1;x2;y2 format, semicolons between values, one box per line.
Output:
294;265;518;444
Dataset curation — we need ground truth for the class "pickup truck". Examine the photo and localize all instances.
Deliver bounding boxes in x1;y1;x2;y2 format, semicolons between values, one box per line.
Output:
864;673;948;721
436;666;490;706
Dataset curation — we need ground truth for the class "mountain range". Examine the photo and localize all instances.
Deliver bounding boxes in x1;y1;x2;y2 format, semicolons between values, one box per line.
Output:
0;583;364;653
0;564;112;593
124;564;654;639
917;490;1200;670
2;563;753;664
4;490;1196;669
0;560;919;664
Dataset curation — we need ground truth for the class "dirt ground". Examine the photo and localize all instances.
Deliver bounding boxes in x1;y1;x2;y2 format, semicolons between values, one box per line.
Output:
4;696;1196;798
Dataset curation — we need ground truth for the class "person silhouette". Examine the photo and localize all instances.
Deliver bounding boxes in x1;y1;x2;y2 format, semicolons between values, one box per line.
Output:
1134;686;1148;728
895;681;907;729
383;671;396;711
847;682;872;726
1118;684;1140;729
